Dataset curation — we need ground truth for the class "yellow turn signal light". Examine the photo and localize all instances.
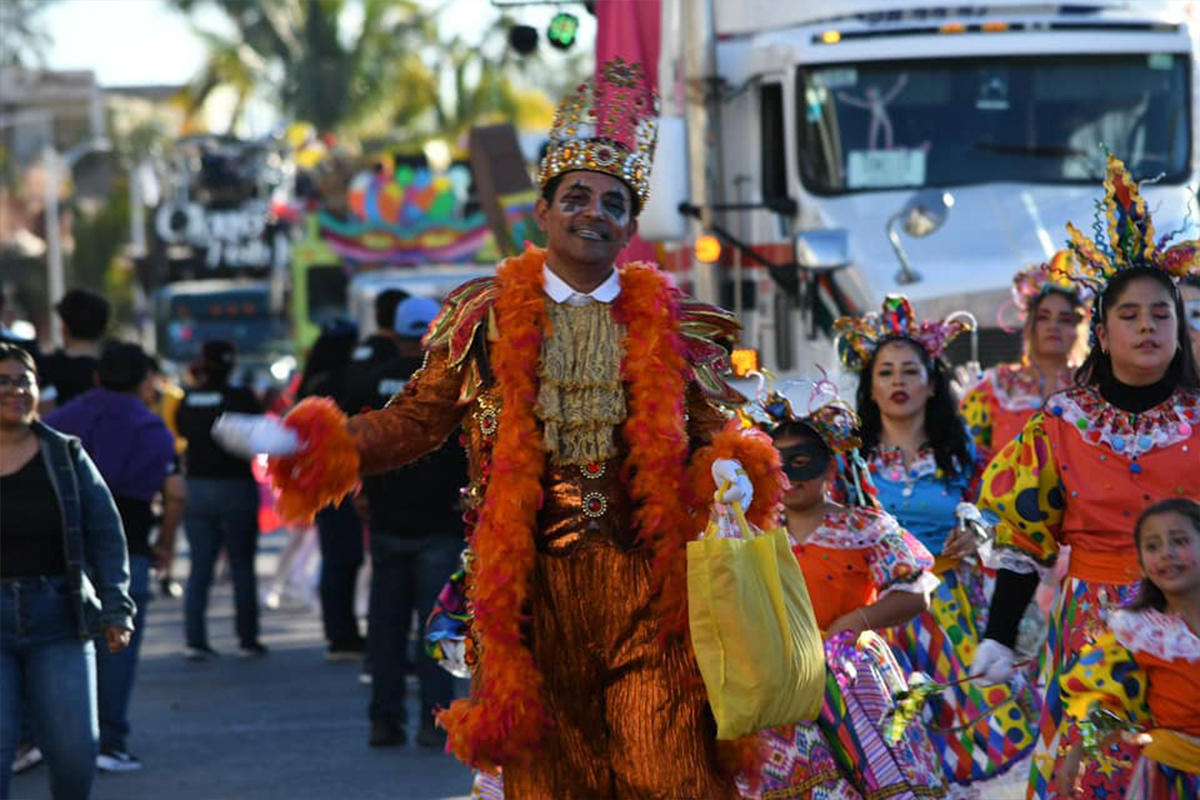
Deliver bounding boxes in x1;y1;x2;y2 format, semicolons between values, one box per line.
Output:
695;235;722;264
939;22;966;34
820;30;841;44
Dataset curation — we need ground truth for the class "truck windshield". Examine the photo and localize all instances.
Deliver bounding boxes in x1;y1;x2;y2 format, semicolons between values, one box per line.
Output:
797;53;1190;193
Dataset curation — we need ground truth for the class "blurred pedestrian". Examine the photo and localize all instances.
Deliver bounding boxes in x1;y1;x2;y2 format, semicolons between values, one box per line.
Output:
176;340;265;660
39;289;109;414
297;318;367;660
146;356;187;599
46;341;183;772
343;293;465;748
0;343;134;800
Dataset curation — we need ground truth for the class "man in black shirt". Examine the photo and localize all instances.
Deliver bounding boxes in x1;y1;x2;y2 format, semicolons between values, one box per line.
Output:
39;288;109;413
175;340;266;661
342;292;467;749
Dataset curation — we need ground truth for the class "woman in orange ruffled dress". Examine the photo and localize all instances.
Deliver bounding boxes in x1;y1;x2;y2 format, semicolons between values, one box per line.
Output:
736;384;946;800
972;154;1200;800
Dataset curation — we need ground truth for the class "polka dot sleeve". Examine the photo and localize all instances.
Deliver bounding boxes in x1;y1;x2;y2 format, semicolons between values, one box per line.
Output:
978;412;1064;568
960;380;996;461
1059;631;1151;729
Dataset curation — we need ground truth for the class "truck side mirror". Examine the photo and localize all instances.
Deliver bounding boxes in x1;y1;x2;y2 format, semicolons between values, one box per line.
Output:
887;190;954;285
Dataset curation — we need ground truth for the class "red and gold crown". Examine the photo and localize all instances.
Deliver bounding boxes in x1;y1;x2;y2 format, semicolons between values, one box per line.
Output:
1061;154;1200;293
1011;251;1089;313
537;58;659;208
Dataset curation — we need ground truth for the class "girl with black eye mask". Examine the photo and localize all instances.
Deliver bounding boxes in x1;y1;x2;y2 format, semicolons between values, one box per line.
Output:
738;394;946;800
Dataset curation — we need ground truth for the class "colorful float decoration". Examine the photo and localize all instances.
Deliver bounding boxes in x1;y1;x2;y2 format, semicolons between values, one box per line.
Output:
317;161;536;265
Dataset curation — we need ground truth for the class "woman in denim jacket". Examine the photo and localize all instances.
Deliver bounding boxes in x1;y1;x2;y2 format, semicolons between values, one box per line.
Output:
0;343;134;799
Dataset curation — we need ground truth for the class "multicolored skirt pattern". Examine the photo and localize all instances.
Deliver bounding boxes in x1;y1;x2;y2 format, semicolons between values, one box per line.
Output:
886;562;1040;788
1126;753;1200;800
741;631;946;800
1029;575;1140;800
470;769;504;800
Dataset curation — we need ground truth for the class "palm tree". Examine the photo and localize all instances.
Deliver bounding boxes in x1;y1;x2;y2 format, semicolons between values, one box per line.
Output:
169;0;438;134
172;0;588;142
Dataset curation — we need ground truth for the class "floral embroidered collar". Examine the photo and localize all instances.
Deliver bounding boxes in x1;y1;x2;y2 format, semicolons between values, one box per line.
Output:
989;364;1074;412
1110;608;1200;662
868;444;940;488
1046;386;1200;460
805;506;897;550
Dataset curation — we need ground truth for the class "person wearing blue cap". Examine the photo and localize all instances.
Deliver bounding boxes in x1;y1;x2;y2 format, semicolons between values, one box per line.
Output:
342;292;467;749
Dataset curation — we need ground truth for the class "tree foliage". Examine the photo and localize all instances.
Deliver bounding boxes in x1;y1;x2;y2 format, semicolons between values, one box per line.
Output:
170;0;588;141
0;0;60;68
170;0;438;134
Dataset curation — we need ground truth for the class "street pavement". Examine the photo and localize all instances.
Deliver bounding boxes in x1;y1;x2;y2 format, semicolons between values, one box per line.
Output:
11;529;476;800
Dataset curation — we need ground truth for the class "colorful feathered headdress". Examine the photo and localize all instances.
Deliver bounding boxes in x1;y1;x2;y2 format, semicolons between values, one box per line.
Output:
1059;154;1200;294
1012;251;1090;313
834;295;972;371
537;58;659;208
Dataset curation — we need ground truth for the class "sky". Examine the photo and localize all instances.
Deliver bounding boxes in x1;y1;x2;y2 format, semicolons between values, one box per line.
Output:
42;0;596;86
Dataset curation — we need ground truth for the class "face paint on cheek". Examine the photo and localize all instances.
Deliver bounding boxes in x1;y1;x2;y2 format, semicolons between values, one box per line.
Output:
778;443;832;482
602;204;628;225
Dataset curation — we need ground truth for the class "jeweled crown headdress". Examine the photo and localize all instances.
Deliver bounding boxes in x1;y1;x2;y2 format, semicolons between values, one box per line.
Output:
834;295;971;371
1059;154;1200;294
741;374;862;455
537;58;659;208
1012;251;1090;313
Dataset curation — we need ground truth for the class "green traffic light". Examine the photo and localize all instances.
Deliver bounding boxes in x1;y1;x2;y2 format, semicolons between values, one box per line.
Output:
548;12;578;50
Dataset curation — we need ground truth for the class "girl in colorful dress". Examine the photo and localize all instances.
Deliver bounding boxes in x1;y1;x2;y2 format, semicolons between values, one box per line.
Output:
834;297;1039;794
738;385;946;800
972;154;1200;800
1057;498;1200;800
961;254;1089;463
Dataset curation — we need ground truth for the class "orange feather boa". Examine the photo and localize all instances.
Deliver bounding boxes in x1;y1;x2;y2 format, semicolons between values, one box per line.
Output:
436;247;550;770
438;247;712;768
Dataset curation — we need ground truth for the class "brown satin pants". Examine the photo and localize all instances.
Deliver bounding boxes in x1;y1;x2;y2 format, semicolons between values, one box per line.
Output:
502;542;735;800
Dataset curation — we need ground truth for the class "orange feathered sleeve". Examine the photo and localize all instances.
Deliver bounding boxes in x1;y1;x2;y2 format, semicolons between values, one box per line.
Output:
268;349;469;524
345;349;468;475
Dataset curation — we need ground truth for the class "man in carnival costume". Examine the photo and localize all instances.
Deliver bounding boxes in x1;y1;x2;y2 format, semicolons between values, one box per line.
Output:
228;59;787;798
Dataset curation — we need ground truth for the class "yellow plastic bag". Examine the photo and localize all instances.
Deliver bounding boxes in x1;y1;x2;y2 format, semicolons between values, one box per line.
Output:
687;501;825;740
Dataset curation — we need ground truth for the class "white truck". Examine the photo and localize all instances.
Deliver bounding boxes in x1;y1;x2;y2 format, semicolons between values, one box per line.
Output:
642;0;1200;376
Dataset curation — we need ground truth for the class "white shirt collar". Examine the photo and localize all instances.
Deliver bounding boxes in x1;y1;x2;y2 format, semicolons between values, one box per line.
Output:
542;265;621;306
